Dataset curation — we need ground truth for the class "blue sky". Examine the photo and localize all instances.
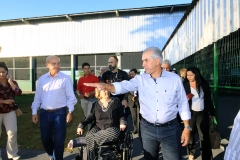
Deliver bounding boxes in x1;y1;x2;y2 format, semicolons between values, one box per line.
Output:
0;0;192;20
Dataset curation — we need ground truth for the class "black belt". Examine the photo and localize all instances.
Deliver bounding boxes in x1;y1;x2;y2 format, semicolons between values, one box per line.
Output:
142;118;176;127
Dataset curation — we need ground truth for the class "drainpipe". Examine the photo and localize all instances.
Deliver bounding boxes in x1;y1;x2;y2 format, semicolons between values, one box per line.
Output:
213;42;219;126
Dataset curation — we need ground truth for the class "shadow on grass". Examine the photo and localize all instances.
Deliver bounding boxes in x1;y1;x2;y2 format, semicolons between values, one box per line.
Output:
0;93;85;151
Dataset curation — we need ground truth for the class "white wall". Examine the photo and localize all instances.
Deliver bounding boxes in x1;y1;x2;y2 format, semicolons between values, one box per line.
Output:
163;0;240;64
0;12;184;57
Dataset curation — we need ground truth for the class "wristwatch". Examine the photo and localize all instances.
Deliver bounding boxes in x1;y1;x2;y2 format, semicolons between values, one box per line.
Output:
184;126;192;131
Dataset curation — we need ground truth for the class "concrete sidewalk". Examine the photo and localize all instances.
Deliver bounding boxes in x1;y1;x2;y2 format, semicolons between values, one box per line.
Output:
0;148;79;160
130;134;225;160
0;115;228;160
0;137;226;160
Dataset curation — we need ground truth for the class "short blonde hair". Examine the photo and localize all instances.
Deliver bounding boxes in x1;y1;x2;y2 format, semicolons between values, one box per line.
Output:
95;88;102;99
180;68;187;79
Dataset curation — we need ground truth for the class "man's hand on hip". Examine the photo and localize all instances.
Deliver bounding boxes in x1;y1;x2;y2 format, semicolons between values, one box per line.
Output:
66;112;72;123
84;92;90;98
32;114;38;124
78;94;84;99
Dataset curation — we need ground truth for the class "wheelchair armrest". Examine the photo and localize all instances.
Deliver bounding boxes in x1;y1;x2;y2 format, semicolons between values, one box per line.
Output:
72;136;87;148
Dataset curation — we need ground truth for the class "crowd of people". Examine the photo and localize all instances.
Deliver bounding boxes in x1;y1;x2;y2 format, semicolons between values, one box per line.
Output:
0;46;239;160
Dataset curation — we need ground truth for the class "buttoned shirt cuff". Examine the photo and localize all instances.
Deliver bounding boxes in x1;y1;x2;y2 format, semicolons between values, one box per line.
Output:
112;83;121;95
32;109;38;115
68;106;74;113
180;111;191;120
78;123;84;129
120;120;127;125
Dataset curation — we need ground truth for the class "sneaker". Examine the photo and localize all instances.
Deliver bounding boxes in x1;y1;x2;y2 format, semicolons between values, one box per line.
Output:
12;155;20;160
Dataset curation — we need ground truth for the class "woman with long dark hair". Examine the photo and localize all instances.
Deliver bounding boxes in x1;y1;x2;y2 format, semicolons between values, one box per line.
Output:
183;67;215;160
0;62;22;160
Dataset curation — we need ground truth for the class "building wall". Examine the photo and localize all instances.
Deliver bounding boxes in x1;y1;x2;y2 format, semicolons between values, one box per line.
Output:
0;7;188;91
0;12;184;57
0;53;143;91
163;0;240;64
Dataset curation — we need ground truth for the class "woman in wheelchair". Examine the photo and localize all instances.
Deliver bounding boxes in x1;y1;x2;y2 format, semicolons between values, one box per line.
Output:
68;88;127;159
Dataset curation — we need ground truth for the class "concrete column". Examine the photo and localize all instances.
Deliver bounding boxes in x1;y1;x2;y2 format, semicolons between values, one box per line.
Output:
94;55;97;75
71;54;77;90
30;57;36;91
116;52;122;69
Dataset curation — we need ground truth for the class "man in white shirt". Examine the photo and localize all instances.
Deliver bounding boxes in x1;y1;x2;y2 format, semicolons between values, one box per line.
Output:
224;110;240;160
31;56;77;160
84;47;191;160
98;66;107;81
161;59;171;71
128;68;140;135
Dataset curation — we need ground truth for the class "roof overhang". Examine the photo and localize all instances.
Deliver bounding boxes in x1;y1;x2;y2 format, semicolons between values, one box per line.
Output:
0;4;190;25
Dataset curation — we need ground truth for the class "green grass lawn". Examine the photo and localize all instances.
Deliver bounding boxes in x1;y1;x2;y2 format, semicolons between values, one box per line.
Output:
0;94;85;151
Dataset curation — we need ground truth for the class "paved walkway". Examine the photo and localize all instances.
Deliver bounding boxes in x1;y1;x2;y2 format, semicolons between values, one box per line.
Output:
0;135;226;160
0;148;78;160
0;110;231;160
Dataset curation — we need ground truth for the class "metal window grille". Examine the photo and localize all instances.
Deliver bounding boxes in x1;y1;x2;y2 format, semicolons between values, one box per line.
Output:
0;57;30;80
121;52;142;70
172;28;240;139
77;54;95;70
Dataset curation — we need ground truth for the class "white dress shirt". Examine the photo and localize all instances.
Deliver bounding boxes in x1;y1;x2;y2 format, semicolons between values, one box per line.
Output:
31;71;77;115
224;110;240;160
113;69;191;124
191;87;204;111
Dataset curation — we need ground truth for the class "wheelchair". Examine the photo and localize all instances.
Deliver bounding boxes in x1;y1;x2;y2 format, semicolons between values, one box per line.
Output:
74;129;133;160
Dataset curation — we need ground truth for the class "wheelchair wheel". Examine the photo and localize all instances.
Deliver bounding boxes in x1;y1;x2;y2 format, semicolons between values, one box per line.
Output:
75;154;82;160
75;147;83;160
122;130;133;160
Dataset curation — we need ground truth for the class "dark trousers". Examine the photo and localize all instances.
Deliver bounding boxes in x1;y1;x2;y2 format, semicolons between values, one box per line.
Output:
40;107;66;160
187;111;212;160
129;104;140;134
141;118;181;160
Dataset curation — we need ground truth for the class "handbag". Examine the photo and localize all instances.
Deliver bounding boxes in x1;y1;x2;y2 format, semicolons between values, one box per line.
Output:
209;117;221;149
13;103;23;116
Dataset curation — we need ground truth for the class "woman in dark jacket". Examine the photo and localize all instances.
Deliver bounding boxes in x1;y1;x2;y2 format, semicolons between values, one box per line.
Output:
68;88;127;159
183;67;215;160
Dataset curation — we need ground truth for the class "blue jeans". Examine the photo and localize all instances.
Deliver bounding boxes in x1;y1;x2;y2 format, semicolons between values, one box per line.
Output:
141;118;182;160
40;107;66;160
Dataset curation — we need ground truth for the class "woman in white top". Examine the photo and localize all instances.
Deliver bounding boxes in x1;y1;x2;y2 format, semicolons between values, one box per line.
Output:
183;67;215;160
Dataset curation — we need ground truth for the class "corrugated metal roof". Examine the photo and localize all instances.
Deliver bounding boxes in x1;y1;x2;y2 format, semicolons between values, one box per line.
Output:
162;0;196;51
0;3;190;24
0;11;186;57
